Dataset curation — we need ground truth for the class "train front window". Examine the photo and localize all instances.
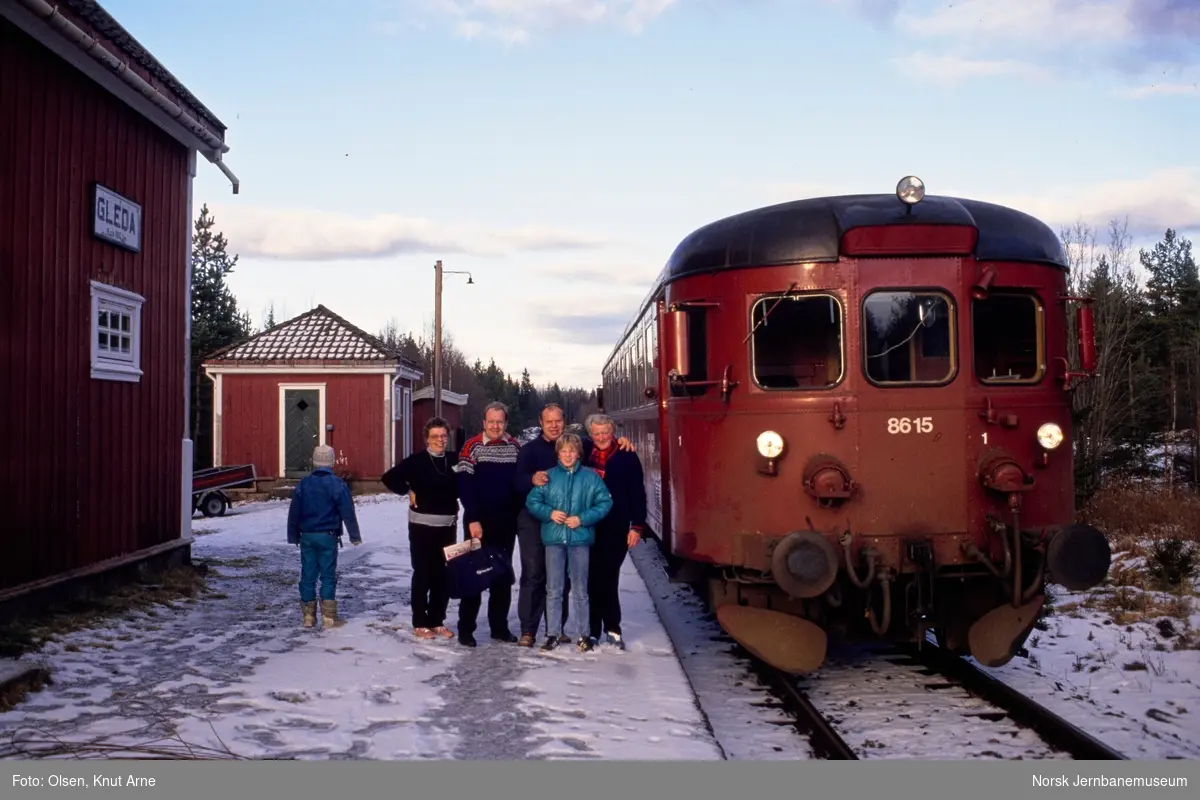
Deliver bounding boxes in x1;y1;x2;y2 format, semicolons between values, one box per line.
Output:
750;293;843;389
973;293;1044;383
862;290;955;385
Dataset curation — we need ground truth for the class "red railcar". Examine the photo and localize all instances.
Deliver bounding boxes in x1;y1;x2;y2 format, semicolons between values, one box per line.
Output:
600;177;1111;673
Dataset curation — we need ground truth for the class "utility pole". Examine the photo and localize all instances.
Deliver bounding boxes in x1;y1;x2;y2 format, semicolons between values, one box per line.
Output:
432;260;474;422
434;260;443;420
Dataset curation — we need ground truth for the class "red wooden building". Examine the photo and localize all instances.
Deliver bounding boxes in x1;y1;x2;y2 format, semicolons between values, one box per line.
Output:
0;0;238;606
202;306;430;489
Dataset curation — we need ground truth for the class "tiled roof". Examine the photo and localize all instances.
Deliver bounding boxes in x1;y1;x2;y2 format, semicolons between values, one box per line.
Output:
61;1;225;136
204;305;420;369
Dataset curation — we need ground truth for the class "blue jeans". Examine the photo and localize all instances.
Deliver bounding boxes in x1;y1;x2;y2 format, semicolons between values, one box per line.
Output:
299;533;339;602
545;544;590;641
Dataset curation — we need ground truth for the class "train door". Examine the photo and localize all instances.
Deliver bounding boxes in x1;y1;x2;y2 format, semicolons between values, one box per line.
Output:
852;262;970;549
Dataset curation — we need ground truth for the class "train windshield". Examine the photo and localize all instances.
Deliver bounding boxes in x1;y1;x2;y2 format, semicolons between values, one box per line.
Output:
750;293;843;389
973;292;1044;383
862;290;955;385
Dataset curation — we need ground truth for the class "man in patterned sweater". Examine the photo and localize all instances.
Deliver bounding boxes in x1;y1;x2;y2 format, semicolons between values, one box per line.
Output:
454;401;523;647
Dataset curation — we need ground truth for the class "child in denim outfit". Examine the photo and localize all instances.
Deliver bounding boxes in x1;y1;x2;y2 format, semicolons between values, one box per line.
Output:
524;433;613;652
287;444;362;628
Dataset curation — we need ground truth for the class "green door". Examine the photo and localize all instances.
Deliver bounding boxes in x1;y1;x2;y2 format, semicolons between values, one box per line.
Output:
284;389;321;478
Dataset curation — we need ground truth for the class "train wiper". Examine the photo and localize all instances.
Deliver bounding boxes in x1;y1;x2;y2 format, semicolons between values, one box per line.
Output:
743;282;801;344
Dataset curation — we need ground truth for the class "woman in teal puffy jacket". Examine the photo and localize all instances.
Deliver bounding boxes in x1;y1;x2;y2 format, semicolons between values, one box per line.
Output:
525;433;613;652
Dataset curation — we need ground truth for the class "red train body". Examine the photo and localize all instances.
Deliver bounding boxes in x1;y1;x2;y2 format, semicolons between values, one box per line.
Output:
600;178;1112;673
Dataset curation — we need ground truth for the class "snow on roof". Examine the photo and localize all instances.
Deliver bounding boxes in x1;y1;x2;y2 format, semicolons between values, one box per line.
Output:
203;305;420;370
411;385;469;406
54;0;226;138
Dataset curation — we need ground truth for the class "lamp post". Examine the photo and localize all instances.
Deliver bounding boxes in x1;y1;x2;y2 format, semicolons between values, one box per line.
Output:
433;259;473;419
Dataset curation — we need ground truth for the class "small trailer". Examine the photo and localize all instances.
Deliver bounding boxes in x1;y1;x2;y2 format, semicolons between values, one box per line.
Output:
192;464;257;518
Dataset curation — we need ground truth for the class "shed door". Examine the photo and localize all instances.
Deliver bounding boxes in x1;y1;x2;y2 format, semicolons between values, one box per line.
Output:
284;389;321;477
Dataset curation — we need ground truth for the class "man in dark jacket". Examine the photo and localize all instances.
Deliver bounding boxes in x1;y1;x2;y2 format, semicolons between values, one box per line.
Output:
455;401;523;646
512;403;634;647
287;445;362;629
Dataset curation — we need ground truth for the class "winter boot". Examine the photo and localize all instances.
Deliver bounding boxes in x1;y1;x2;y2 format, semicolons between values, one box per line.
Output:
320;599;344;629
301;601;317;628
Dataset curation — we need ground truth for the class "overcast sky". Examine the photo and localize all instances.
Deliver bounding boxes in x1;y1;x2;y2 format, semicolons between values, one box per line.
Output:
105;0;1199;388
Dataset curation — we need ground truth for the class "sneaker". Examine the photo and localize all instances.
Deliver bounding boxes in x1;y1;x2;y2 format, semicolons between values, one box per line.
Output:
577;637;596;652
432;626;455;639
518;633;536;648
491;630;519;643
540;637;558;652
607;632;625;650
413;627;436;639
557;634;572;645
459;633;477;648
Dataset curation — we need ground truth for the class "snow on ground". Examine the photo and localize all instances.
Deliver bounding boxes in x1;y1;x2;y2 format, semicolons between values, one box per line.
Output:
962;577;1200;760
0;494;792;761
2;491;1197;760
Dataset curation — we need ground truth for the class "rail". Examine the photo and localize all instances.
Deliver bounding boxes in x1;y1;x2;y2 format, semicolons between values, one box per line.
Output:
747;658;858;759
897;640;1128;761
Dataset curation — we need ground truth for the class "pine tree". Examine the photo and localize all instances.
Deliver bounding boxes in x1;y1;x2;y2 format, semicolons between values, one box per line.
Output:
190;204;252;468
1139;229;1200;488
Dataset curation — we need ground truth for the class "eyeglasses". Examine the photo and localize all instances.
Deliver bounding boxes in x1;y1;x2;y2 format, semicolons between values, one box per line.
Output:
428;434;449;440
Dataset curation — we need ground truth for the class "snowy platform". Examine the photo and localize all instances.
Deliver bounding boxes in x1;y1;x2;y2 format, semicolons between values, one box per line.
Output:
0;492;1197;760
0;495;769;760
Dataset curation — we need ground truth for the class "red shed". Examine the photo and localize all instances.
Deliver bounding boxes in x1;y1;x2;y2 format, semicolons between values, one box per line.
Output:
201;306;424;491
0;0;238;605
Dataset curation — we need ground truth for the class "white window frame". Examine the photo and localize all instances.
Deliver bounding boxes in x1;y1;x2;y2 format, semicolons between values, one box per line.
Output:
90;280;144;383
278;383;327;477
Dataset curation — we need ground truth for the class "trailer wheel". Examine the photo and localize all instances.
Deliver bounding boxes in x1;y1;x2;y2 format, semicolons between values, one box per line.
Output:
200;493;226;518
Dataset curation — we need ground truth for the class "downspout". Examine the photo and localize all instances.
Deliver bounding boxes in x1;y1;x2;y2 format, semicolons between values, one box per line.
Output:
17;0;240;194
390;371;405;467
182;149;196;538
203;368;218;466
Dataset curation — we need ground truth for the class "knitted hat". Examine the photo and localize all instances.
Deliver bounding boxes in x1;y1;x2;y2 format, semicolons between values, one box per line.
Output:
312;445;335;468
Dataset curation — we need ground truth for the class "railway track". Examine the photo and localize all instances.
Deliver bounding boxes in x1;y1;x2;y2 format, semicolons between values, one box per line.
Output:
744;640;1128;761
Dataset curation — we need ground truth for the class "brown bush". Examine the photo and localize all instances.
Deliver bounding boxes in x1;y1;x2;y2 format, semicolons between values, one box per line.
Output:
1078;482;1200;555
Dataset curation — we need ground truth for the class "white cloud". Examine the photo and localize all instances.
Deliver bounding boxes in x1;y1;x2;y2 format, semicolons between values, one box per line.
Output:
407;0;676;43
203;204;611;261
892;52;1053;86
1121;82;1200;98
827;0;1200;84
980;168;1200;239
892;0;1134;46
750;168;1200;241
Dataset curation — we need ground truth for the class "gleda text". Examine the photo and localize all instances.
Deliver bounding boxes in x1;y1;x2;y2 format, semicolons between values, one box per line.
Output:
13;774;156;788
1033;773;1187;788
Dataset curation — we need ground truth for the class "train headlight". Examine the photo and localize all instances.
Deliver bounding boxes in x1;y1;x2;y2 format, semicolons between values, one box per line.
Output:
1037;422;1064;450
756;430;785;458
896;175;925;205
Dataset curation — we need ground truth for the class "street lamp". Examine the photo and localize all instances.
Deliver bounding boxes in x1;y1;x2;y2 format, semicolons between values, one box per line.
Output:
433;259;473;419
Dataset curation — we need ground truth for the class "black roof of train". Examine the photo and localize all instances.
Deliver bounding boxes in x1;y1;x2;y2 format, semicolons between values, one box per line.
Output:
602;193;1067;371
664;193;1068;279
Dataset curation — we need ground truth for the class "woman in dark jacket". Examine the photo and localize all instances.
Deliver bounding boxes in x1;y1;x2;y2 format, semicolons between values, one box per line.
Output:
583;413;648;649
382;417;460;640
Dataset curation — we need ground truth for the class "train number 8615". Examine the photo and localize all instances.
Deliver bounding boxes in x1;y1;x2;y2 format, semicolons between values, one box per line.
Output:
887;417;933;434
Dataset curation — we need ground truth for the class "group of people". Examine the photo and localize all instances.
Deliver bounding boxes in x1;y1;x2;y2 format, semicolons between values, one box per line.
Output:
286;401;649;654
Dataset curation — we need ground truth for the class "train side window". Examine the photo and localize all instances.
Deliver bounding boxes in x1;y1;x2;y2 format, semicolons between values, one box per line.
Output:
669;307;710;396
648;318;659;391
973;293;1044;383
750;293;843;389
635;334;645;402
862;290;956;386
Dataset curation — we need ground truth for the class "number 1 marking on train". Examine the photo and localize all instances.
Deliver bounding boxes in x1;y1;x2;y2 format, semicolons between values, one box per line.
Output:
982;432;988;444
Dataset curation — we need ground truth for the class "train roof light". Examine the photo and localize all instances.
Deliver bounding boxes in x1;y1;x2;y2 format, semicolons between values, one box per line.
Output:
896;175;925;205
